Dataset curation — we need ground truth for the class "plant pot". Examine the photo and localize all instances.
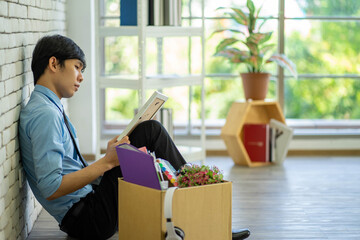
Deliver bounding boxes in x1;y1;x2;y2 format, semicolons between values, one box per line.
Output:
240;72;270;101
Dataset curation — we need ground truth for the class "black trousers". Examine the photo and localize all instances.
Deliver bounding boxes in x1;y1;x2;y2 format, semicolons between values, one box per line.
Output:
59;120;186;240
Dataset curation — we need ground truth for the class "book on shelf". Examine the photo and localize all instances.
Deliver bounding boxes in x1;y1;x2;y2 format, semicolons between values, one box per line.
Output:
164;0;174;25
149;0;182;26
176;0;182;26
120;0;182;27
269;119;293;164
148;0;154;25
269;127;276;162
120;0;137;26
243;124;269;162
149;0;164;25
243;120;293;164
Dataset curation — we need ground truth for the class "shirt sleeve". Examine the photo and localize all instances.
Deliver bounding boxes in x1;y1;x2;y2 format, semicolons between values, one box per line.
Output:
28;107;64;199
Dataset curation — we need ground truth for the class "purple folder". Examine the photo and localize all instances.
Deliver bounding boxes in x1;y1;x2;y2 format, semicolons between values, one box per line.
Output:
115;143;161;190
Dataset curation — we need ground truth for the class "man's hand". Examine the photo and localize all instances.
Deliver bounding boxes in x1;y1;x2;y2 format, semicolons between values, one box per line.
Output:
46;135;131;201
119;136;131;144
103;135;130;169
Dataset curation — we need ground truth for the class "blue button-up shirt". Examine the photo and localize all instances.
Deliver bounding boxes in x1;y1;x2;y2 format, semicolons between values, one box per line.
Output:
19;85;92;223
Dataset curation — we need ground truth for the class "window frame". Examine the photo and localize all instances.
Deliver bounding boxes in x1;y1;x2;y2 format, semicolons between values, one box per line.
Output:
99;0;360;139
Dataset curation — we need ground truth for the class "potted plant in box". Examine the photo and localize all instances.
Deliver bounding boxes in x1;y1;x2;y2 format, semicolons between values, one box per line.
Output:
212;0;297;100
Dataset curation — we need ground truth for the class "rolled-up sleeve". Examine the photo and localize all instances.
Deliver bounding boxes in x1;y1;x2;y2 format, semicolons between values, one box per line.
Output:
29;107;64;199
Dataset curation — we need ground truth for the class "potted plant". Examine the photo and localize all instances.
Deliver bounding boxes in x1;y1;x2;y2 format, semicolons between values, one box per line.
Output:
176;164;224;188
212;0;297;100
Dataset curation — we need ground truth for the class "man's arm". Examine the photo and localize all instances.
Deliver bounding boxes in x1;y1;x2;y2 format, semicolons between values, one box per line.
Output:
46;135;130;200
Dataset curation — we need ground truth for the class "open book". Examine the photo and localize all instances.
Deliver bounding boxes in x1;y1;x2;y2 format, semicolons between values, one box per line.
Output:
117;91;168;141
269;119;293;164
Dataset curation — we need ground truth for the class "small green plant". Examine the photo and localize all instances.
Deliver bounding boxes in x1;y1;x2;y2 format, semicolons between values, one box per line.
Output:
212;0;297;78
176;165;224;188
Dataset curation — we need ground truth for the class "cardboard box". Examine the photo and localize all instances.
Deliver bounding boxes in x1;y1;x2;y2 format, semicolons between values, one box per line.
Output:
118;179;232;240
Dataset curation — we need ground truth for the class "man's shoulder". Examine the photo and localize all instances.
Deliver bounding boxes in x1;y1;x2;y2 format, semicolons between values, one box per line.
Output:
21;95;62;125
24;89;60;110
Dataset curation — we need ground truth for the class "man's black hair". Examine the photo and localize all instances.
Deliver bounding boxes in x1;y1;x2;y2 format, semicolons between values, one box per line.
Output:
31;34;87;85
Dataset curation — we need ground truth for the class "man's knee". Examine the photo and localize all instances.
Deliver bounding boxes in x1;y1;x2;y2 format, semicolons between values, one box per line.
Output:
130;120;168;147
137;120;163;131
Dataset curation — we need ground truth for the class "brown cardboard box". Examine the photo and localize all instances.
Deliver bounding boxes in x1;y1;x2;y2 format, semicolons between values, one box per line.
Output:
118;179;232;240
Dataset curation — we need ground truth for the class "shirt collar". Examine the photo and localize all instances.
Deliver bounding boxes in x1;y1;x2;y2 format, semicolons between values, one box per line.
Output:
34;85;64;113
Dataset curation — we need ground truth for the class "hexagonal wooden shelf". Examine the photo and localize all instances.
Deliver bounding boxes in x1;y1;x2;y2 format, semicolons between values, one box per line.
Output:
221;101;286;167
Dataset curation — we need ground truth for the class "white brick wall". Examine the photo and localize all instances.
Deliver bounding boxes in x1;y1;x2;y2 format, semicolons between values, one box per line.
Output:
0;1;67;240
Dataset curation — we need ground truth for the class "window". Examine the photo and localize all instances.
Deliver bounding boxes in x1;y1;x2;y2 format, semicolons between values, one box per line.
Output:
99;0;360;137
283;0;360;134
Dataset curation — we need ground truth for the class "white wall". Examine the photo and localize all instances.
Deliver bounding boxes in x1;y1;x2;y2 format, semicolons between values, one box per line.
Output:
0;1;67;239
66;0;97;156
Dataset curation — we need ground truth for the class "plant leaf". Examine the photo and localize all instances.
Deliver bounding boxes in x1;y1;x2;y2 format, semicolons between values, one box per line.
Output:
249;55;263;72
210;28;244;39
247;0;256;32
230;8;248;26
247;0;255;16
215;38;238;53
249;56;258;71
268;54;298;79
231;50;250;63
255;4;262;19
260;44;276;55
247;32;272;45
259;32;272;44
214;48;242;58
248;15;256;33
245;41;259;55
214;48;250;64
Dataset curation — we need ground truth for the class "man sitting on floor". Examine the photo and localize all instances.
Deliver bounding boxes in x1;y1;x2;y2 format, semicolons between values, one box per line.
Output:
19;34;249;240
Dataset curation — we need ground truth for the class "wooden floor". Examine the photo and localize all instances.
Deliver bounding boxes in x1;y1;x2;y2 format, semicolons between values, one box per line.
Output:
27;156;360;240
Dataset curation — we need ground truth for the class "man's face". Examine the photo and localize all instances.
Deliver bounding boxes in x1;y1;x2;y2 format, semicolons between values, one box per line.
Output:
53;59;84;99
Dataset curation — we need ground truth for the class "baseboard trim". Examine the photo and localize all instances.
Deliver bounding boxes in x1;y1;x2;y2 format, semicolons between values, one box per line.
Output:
206;150;228;156
288;150;360;156
206;149;360;157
